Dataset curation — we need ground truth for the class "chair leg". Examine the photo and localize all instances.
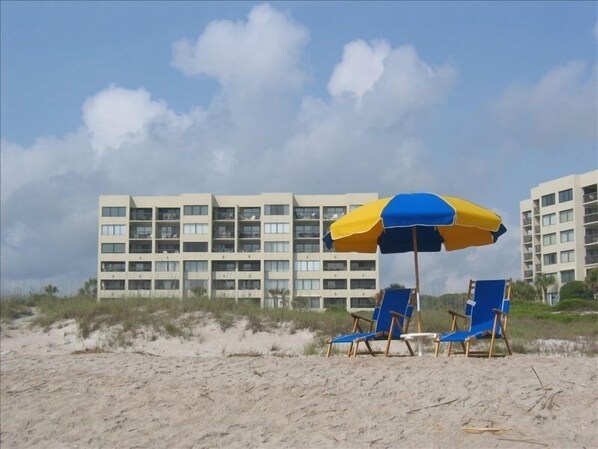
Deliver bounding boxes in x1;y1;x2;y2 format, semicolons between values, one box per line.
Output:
351;341;360;357
447;342;453;357
347;343;354;356
405;340;415;356
326;341;332;358
465;340;471;357
434;341;440;357
364;341;375;357
385;334;392;357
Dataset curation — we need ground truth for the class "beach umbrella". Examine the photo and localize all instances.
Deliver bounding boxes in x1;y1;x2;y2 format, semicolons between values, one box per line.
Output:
322;192;507;332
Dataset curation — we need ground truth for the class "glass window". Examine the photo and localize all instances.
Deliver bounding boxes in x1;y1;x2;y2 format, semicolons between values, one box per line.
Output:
541;194;555;207
561;270;575;283
265;260;289;272
265;279;289;290
184;261;208;272
101;280;125;290
294;260;320;271
324;279;347;289
560;250;575;263
559;209;574;223
295;225;320;238
542;233;556;246
101;224;126;236
213;261;236;272
129;262;151;272
239;280;261;290
130;225;152;238
101;243;125;253
183;223;208;234
350;260;376;271
541;213;556;226
295;207;320;219
212;280;235;290
130;242;152;254
350;297;376;308
239;261;260;271
102;207;126;217
264;223;290;234
128;280;151;290
324;297;346;308
239;207;261;220
184;279;208;291
350;279;376;289
240;225;260;238
130;208;152;220
155;261;180;272
294;243;320;253
323;261;347;271
558;189;573;203
560;229;574;243
157;208;180;220
294;279;320;290
543;253;557;265
183;242;208;253
323;207;346;220
184;205;208;216
214;207;235;220
264;204;289;216
101;262;125;272
264;241;290;252
155;280;180;290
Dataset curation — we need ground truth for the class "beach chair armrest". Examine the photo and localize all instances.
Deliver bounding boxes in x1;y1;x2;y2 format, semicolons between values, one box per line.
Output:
389;311;407;319
448;310;468;320
350;313;374;324
492;308;508;316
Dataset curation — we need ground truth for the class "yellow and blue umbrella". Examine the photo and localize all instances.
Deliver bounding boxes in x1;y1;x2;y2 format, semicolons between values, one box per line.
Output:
322;192;507;331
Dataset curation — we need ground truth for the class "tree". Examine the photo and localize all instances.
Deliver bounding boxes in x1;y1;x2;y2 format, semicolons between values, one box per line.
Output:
560;281;594;301
388;282;406;289
585;268;598;297
534;273;556;304
268;288;290;308
78;278;97;299
511;280;536;302
43;284;59;297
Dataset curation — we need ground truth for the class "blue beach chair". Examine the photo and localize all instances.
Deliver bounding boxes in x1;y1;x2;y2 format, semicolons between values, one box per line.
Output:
434;279;513;358
325;288;416;357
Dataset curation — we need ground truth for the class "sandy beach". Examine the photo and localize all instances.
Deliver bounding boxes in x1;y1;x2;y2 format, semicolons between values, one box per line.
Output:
1;321;597;449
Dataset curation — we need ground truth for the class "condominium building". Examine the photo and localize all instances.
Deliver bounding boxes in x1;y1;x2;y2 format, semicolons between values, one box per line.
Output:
97;192;380;310
520;170;598;303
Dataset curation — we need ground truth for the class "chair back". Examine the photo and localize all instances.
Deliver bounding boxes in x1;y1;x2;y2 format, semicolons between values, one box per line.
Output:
374;288;414;337
467;279;510;330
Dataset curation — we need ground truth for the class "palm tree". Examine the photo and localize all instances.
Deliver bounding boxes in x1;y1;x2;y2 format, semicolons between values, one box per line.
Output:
268;288;290;308
43;284;59;297
535;273;556;304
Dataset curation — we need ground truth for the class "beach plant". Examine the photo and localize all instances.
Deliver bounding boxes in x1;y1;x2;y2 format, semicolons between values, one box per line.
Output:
534;273;556;304
559;281;594;301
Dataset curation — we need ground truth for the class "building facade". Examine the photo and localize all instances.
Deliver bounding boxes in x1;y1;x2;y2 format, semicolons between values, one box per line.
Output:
98;192;380;310
520;170;598;303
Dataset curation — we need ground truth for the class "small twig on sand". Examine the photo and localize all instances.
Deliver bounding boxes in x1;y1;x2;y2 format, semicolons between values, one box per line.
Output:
321;431;339;442
408;398;459;413
531;366;546;389
199;392;215;403
461;427;506;434
496;437;549;447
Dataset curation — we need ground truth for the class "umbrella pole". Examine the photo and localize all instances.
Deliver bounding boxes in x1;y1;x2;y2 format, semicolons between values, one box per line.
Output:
412;227;422;333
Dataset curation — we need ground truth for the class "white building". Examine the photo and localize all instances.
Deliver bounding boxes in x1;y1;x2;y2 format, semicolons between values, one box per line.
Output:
97;192;380;310
520;170;598;303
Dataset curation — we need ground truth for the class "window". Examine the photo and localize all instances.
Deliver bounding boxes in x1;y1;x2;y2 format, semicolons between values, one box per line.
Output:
239;207;260;220
184;261;208;272
560;229;574;243
265;279;289;290
350;297;376;308
214;207;235;220
294;260;320;271
264;223;289;234
560;270;575;283
350;260;376;271
101;243;125;253
101;262;125;272
264;204;289;216
155;280;179;290
239;280;260;290
294;243;320;253
239;242;260;253
264;241;290;252
101;280;125;290
240;225;260;238
295;296;321;309
265;260;289;272
543;253;557;265
560;250;575;263
130;225;152;238
157;208;180;220
295;207;320;219
542;233;556;246
213;261;236;272
295;225;319;238
102;207;126;217
558;188;573;203
323;207;346;219
130;208;152;220
324;297;346;308
238;261;260;272
212;280;235;290
129;262;151;272
130;242;152;254
559;209;574;223
101;225;126;236
183;242;208;252
184;279;208;291
350;279;376;289
156;242;179;253
294;279;320;290
324;279;347;289
324;261;346;271
184;205;208;216
128;280;151;290
183;224;208;234
158;226;180;238
155;261;179;272
541;213;556;226
541;194;555;207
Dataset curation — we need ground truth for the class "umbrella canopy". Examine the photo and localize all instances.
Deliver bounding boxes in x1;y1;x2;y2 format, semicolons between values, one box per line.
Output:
322;192;507;331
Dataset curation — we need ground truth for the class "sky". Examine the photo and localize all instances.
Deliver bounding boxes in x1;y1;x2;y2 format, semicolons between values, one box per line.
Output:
1;1;597;296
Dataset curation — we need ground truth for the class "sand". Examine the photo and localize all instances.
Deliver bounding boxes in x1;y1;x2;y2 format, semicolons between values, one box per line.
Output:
1;320;597;449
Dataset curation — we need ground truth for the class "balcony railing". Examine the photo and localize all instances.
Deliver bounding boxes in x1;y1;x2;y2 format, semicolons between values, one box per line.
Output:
239;232;260;238
522;218;532;226
584;213;598;224
158;212;180;221
295;212;320;219
583;192;598;203
523;253;533;261
523;235;532;243
130;233;152;239
585;235;598;245
295;232;320;238
524;270;533;278
585;255;598;265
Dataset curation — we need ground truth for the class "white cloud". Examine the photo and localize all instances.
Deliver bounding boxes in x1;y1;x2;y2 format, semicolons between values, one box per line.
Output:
328;39;391;100
171;3;309;92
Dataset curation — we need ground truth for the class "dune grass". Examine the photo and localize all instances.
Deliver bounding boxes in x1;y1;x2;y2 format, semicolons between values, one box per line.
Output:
1;293;596;354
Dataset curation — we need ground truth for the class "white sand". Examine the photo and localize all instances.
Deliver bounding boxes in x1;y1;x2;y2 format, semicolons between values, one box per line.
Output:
1;320;597;449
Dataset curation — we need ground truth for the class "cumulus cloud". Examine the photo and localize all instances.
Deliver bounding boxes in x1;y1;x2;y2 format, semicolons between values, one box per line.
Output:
489;61;597;149
171;3;308;92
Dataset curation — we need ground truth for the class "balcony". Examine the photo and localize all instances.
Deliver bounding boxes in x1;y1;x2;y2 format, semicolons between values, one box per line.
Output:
523;253;533;262
239;232;260;239
522;218;532;226
585;255;598;265
157;211;180;221
295;232;320;239
130;233;152;239
523;235;532;243
524;270;533;278
583;192;598;203
585;235;598;245
583;213;598;224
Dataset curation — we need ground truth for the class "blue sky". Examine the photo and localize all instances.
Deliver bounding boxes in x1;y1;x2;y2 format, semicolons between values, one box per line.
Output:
1;1;596;295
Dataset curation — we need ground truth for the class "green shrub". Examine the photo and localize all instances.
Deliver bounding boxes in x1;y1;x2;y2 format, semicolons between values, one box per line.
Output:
554;298;598;312
560;281;594;301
